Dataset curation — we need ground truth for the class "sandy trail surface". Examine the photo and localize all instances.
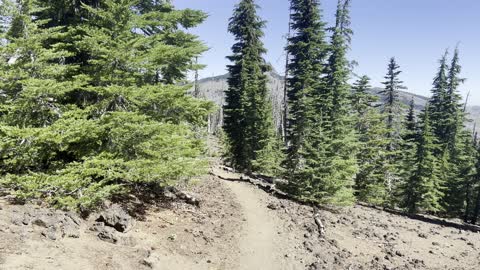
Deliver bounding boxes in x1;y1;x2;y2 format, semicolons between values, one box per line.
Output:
223;179;302;270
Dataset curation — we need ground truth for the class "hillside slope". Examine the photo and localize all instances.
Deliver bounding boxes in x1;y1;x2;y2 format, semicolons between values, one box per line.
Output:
193;72;479;133
1;165;480;270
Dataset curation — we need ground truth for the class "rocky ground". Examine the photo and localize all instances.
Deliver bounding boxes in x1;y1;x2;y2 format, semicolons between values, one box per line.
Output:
1;168;480;270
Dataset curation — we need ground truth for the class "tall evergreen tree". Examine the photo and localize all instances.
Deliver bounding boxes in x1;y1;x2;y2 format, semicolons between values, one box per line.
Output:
283;0;357;205
471;136;480;224
351;76;388;205
0;0;213;210
428;51;449;148
223;0;276;172
282;0;328;193
403;109;444;214
440;48;476;217
380;57;406;205
380;57;406;151
304;0;357;204
444;48;465;148
398;99;418;206
459;130;478;222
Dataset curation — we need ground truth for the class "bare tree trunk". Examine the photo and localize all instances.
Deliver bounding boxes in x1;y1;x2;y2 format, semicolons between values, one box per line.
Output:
193;57;200;98
282;2;293;144
313;207;326;236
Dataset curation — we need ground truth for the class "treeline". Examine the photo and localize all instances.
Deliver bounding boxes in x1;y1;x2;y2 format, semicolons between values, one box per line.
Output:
223;0;480;223
0;0;212;210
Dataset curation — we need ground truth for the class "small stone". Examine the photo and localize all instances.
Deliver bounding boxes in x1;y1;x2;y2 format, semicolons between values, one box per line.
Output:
89;222;105;232
41;226;58;240
267;203;277;210
141;258;153;268
97;227;118;244
303;241;314;252
308;262;322;270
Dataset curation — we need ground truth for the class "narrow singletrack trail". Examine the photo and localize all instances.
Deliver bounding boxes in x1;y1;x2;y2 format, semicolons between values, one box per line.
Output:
223;180;280;270
212;165;304;270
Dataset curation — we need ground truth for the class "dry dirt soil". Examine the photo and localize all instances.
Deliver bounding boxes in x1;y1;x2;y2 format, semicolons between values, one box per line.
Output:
1;167;480;270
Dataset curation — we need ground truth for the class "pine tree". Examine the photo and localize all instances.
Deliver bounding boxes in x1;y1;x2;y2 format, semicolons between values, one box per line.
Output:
403;108;444;214
320;0;357;205
397;99;418;206
440;48;476;217
287;0;357;204
380;57;406;205
471;135;480;224
0;0;213;210
428;51;449;147
443;48;465;148
460;130;478;222
403;99;418;145
223;0;277;172
380;57;406;151
351;76;388;205
282;0;329;193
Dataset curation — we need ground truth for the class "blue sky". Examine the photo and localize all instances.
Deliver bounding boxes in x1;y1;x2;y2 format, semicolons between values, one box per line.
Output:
175;0;480;105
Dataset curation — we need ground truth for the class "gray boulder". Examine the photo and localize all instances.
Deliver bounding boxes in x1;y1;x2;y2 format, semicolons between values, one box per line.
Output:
96;204;134;233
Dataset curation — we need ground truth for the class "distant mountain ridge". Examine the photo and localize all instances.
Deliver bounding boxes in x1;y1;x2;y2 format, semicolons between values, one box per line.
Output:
193;72;479;133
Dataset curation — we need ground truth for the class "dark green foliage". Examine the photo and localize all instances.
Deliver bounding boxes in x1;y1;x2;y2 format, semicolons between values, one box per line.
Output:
403;109;444;214
397;99;419;200
443;127;476;217
379;57;406;206
351;76;388;205
437;48;477;217
398;99;418;209
283;0;328;176
223;0;278;173
380;57;406;152
0;0;213;210
283;0;356;205
443;48;465;148
471;136;480;224
402;99;418;145
458;130;478;222
428;51;449;149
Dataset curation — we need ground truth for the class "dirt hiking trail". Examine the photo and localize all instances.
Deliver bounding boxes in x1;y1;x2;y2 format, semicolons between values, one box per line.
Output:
224;179;298;270
1;165;480;269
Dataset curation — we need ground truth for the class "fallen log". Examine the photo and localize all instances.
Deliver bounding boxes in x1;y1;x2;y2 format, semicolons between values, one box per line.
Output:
164;186;201;207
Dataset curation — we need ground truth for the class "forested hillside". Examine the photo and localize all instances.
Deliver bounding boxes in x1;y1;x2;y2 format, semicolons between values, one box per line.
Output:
194;72;480;134
220;0;480;224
